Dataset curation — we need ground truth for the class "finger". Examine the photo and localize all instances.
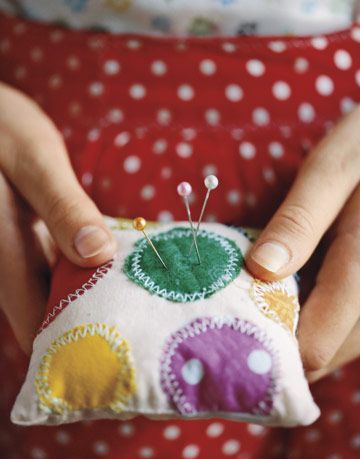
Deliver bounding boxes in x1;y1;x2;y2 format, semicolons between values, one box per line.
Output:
298;185;360;371
0;173;48;354
306;318;360;383
246;106;360;281
0;84;117;268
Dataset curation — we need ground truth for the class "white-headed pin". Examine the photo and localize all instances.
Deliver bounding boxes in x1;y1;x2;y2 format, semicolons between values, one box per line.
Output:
133;217;167;269
189;175;219;254
177;181;201;264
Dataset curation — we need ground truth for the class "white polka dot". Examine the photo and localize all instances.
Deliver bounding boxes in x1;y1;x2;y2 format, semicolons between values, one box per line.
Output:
129;84;146;99
239;142;256;159
93;441;109;456
50;30;64;43
355;70;360;87
138;447;154;458
222;42;236;53
268;41;286;53
327;454;342;459
176;142;193;158
328;410;343;424
227;190;242;205
311;37;328;50
272;81;291;100
268;142;284;158
88;82;104;97
67;55;80;70
182;444;200;459
114;131;131;147
48;74;62;89
118;422;135;437
158;211;174;223
30;47;43;62
82;172;93;186
161;167;172;179
247;424;265;436
151;60;167;75
14;22;27;34
351;27;360;42
206;422;224;438
100;177;111;190
126;39;142;49
153;139;167;154
55;430;70;445
124;155;141;173
199;59;216;75
202;164;218;177
69;101;82;116
305;429;321;442
104;59;120;75
107;108;124;123
352;390;360;404
177;84;194;101
231;128;243;140
163;425;181;440
205;214;218;222
351;434;360;449
334;49;352;70
222;439;241;455
0;38;10;53
157;108;172;125
246;59;265;77
205;108;220;125
263;167;276;184
340;97;356;114
30;448;47;459
247;350;272;374
225;84;243;102
298;102;315;123
181;128;197;141
294;57;309;74
141;185;155;200
245;192;257;207
315;75;334;96
181;359;204;385
87;128;100;142
14;66;27;80
252;107;270;126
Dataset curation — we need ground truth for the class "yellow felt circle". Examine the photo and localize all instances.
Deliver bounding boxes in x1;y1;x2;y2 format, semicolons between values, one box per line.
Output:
35;323;136;414
250;280;300;334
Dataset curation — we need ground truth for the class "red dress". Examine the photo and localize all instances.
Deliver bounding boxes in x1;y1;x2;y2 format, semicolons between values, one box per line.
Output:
0;11;359;459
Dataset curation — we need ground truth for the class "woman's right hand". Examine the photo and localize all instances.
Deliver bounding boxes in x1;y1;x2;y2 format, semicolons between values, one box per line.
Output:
0;82;117;354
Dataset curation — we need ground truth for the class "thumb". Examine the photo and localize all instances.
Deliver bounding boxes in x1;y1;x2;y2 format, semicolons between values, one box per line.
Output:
1;127;116;269
246;115;360;280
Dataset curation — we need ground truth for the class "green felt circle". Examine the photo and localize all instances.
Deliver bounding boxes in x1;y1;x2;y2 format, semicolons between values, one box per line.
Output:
124;227;243;303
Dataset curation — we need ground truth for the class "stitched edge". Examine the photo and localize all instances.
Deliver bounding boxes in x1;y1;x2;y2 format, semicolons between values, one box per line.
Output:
38;261;113;333
125;228;242;302
249;280;300;335
35;323;137;415
160;316;280;417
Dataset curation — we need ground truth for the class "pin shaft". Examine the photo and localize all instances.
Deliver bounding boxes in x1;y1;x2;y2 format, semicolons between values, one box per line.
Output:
189;188;211;255
142;231;168;269
184;198;201;264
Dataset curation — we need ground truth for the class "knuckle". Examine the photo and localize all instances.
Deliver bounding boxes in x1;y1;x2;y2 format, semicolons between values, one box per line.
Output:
276;204;316;241
303;345;332;372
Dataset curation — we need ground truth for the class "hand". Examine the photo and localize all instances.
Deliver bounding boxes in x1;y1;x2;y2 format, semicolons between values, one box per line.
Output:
0;83;117;354
245;105;360;382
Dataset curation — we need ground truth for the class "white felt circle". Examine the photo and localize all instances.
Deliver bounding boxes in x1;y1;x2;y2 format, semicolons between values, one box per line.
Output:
181;359;204;385
247;350;272;375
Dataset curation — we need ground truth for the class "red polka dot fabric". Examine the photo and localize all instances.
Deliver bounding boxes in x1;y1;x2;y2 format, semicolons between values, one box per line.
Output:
0;11;359;459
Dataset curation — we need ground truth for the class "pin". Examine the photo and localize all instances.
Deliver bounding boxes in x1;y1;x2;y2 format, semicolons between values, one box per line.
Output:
177;181;201;264
189;175;219;254
133;217;168;269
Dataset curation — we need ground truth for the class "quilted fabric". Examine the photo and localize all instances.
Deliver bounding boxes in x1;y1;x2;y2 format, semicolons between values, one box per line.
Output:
11;219;319;427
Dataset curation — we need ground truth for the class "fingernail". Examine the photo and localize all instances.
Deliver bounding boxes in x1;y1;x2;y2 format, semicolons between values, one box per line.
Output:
251;241;291;273
74;225;111;258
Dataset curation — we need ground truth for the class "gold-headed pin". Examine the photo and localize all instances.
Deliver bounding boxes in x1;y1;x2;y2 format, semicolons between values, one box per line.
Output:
133;217;168;269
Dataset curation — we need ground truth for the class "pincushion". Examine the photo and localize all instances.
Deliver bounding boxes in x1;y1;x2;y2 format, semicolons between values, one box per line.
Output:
11;218;320;427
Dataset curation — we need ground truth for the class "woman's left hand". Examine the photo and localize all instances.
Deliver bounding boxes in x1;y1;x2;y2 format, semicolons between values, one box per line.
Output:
245;105;360;382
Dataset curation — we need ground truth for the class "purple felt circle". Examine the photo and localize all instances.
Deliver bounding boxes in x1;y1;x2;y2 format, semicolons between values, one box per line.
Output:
160;317;278;417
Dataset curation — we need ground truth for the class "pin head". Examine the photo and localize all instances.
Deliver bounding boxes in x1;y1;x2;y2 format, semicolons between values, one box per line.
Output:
133;217;147;231
177;181;192;197
204;175;219;190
